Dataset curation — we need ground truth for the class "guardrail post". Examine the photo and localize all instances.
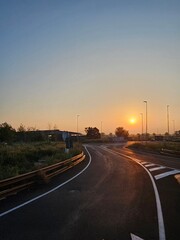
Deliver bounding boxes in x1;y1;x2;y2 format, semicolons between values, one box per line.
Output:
37;170;49;184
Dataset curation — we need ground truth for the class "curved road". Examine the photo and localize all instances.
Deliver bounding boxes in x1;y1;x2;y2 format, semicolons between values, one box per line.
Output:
0;144;180;240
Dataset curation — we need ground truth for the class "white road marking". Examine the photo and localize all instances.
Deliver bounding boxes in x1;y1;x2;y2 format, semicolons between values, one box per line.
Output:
149;166;167;172
101;145;180;239
131;233;144;240
100;146;166;240
0;146;91;218
155;169;180;180
141;161;149;165
144;163;156;167
136;162;166;240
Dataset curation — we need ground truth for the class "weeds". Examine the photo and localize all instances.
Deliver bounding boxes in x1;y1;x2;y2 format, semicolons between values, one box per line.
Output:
0;142;82;180
128;141;180;152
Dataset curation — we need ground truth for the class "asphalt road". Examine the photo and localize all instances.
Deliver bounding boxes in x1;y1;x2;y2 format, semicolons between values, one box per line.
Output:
0;144;180;240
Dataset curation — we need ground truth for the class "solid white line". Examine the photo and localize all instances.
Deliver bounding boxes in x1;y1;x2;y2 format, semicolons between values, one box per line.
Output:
100;146;166;240
137;162;166;240
0;146;91;218
155;169;180;180
149;166;167;172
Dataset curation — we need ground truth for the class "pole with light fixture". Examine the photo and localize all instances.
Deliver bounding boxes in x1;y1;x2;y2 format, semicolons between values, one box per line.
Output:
143;101;147;141
140;113;143;138
77;114;80;142
167;105;170;135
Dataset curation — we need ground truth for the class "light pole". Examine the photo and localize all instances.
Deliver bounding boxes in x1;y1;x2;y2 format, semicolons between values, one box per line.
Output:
77;114;80;141
101;121;103;135
167;105;170;135
172;120;175;134
143;101;148;141
140;113;143;137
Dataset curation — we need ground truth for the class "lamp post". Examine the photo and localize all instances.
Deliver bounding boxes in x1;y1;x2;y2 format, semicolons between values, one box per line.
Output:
140;113;143;138
167;105;170;135
143;101;148;141
172;120;175;134
77;115;80;141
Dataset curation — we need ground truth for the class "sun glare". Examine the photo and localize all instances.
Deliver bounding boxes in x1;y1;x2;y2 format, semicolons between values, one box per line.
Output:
129;118;136;124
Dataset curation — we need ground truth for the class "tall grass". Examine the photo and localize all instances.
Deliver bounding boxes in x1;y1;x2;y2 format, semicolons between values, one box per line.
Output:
0;142;82;180
128;141;180;152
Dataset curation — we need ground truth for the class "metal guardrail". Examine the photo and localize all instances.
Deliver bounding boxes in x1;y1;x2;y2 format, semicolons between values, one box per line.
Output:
160;148;180;157
0;152;85;200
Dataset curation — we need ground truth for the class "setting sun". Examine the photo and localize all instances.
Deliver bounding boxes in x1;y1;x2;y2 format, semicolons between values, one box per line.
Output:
129;118;136;124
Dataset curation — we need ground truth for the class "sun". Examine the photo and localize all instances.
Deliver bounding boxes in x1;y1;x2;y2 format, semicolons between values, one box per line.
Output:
129;118;136;124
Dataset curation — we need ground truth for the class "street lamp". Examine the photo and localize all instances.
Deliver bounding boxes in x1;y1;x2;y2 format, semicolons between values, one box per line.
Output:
76;114;80;134
76;114;80;142
167;105;170;135
143;101;148;141
172;120;175;134
140;113;143;137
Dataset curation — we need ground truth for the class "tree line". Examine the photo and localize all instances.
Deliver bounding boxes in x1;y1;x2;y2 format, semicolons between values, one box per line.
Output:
0;122;130;143
85;126;129;139
0;123;50;143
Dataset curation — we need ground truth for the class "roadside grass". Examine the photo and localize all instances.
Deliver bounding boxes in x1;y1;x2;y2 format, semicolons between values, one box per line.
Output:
128;141;180;152
0;142;82;180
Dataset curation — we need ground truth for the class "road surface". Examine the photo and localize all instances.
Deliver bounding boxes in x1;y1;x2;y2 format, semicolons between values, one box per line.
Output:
0;144;180;240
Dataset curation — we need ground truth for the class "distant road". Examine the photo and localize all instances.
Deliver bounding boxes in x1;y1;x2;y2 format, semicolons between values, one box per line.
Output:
1;144;180;240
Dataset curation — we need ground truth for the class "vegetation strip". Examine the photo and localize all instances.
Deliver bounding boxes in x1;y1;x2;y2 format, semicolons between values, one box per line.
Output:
0;141;82;180
0;146;91;218
0;152;85;200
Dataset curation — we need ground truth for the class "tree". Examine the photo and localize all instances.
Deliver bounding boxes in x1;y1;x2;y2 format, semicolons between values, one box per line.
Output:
85;127;101;139
17;124;26;132
27;126;37;131
17;124;27;142
0;122;16;142
115;127;129;139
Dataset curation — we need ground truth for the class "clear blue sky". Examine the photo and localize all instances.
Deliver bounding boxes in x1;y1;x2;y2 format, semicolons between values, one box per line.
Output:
1;0;180;134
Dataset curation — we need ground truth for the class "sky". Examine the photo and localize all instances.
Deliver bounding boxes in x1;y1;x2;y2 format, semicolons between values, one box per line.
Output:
0;0;180;134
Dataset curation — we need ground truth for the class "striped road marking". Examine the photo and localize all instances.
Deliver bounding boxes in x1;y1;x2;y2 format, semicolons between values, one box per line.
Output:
144;163;156;167
155;169;180;180
99;146;166;240
149;166;167;172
